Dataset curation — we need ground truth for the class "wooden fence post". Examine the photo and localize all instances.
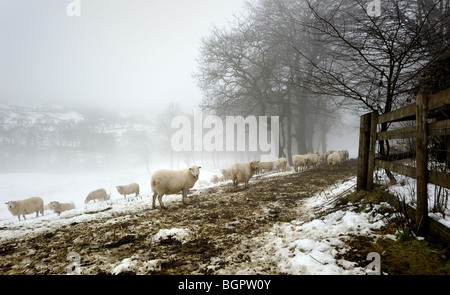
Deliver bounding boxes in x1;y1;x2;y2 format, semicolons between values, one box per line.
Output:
367;111;378;191
357;113;372;191
416;93;428;235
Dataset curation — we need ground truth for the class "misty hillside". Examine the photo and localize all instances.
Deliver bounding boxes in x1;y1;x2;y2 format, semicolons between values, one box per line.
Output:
0;104;157;172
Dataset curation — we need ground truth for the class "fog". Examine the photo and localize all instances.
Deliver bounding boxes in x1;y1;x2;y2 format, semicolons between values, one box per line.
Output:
0;0;247;113
0;0;361;177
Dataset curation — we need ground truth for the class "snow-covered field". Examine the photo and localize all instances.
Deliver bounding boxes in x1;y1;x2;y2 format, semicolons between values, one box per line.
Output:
1;162;448;275
0;166;221;224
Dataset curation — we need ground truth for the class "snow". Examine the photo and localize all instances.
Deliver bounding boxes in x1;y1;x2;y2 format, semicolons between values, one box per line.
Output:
152;228;191;244
0;168;417;275
217;177;389;275
375;169;450;228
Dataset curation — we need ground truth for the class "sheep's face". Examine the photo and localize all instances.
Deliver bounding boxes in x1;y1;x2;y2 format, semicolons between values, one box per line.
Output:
6;201;16;209
116;186;124;194
250;161;260;171
49;202;59;210
189;166;201;180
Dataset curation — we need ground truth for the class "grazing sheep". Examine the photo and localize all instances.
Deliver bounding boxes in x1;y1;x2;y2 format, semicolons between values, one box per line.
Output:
220;168;232;180
85;188;110;204
292;155;307;172
275;157;287;171
49;201;75;216
327;152;342;170
258;161;274;174
151;166;201;209
116;183;140;198
5;197;44;221
230;161;259;191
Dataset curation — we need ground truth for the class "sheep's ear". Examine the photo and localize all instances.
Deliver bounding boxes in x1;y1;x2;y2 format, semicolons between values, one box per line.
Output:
189;168;193;171
198;166;201;169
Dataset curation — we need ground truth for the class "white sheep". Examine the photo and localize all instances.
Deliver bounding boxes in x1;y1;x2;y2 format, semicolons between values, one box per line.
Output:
327;152;342;170
319;152;329;164
85;188;110;204
340;150;349;161
220;168;232;180
116;183;140;198
5;197;44;221
49;201;76;216
151;166;201;209
306;152;320;170
292;155;306;172
230;161;259;191
210;175;220;184
275;157;287;171
257;161;274;174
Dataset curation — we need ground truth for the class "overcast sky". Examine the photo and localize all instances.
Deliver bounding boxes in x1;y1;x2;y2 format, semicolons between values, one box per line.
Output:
0;0;248;113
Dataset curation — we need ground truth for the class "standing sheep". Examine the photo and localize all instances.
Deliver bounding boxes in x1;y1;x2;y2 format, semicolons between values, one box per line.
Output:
116;183;140;199
151;166;201;209
230;161;259;191
327;152;342;170
220;168;232;181
257;161;274;174
306;153;320;170
85;188;110;204
49;201;76;216
5;197;44;221
292;155;306;172
275;157;287;171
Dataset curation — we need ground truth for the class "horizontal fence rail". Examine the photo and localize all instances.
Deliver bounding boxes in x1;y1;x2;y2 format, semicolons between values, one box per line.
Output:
357;87;450;240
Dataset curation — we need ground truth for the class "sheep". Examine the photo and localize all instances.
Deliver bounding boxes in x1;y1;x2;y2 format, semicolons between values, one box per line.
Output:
220;168;232;181
49;201;75;216
230;161;259;191
319;152;329;164
275;157;287;171
257;161;274;174
306;152;320;170
210;175;220;184
340;150;349;161
85;188;110;204
5;197;44;221
151;166;201;209
327;152;342;170
292;155;306;172
116;183;140;199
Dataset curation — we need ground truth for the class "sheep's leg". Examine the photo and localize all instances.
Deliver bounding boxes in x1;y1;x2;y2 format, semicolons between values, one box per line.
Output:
158;194;166;209
181;190;187;205
152;193;157;209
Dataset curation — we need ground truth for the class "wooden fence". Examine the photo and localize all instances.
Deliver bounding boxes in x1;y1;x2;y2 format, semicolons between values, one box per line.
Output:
357;88;450;239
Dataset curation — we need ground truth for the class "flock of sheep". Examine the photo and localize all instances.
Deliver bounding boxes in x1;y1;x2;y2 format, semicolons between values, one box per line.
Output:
4;183;141;221
4;150;349;222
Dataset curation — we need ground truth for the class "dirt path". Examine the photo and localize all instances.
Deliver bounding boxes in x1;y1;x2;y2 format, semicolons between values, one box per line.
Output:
0;160;358;275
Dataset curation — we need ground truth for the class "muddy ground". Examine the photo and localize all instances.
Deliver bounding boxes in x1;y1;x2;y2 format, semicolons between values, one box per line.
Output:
0;159;364;275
